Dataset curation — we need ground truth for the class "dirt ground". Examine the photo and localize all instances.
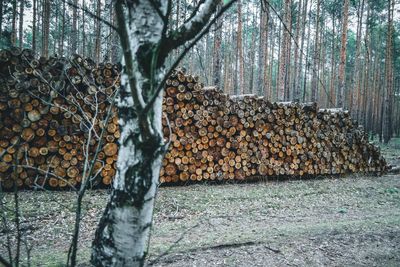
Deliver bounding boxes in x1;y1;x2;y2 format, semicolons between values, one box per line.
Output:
1;140;399;266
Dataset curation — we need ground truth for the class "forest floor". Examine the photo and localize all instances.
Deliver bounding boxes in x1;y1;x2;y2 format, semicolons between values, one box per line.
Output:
0;138;399;266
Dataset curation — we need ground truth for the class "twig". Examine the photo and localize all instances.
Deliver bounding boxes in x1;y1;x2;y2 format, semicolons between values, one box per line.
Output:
0;255;12;267
143;0;238;115
62;0;117;31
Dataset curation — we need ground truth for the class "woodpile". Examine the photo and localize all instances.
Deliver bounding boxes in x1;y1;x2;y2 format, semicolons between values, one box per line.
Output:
160;70;387;182
0;49;386;189
0;48;120;189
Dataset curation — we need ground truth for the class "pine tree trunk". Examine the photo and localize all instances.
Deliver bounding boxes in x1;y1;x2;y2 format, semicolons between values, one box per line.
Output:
302;3;312;102
59;0;65;56
81;0;86;56
337;0;349;108
292;0;302;101
284;0;292;101
11;0;17;45
111;1;120;63
248;10;257;94
329;15;336;107
277;0;290;101
372;51;380;136
319;17;326;106
223;45;230;93
237;0;244;94
32;0;37;53
0;0;3;38
53;0;58;53
257;4;266;95
361;4;370;128
276;21;282;100
352;0;365;117
383;0;394;143
18;0;24;48
268;25;274;100
95;0;101;63
295;0;308;102
311;0;320;103
41;0;50;58
70;0;78;54
212;2;223;88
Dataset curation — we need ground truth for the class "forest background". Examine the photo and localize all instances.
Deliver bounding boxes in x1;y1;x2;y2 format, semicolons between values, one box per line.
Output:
0;0;399;142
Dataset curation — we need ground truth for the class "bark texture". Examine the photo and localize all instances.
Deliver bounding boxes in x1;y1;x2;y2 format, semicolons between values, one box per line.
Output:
337;0;349;108
91;1;165;265
91;0;228;265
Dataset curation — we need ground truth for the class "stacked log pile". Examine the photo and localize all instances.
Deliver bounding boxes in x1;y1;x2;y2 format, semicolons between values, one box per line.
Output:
0;49;386;189
0;49;120;189
160;71;386;182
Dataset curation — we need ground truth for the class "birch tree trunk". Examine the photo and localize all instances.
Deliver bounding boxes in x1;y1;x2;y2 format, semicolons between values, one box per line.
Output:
91;1;236;266
91;3;166;266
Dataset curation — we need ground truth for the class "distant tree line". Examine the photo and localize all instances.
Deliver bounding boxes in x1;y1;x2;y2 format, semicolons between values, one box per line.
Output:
0;0;399;142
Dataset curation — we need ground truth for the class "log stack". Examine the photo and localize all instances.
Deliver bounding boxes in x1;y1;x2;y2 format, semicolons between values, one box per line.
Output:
160;70;386;182
0;48;120;189
0;49;387;189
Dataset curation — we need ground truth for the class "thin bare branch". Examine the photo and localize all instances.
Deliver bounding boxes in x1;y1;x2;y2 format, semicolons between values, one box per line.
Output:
62;0;117;31
163;0;231;55
0;255;12;267
143;0;238;114
148;0;167;23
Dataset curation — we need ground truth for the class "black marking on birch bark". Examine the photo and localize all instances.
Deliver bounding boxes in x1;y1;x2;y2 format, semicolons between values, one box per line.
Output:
137;43;155;78
91;201;116;266
119;84;132;100
124;160;154;207
141;222;152;232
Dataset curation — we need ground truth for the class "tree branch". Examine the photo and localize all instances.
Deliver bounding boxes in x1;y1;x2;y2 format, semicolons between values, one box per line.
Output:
0;255;12;267
62;0;117;32
148;0;167;23
161;0;173;40
163;0;234;55
143;0;237;114
183;0;207;24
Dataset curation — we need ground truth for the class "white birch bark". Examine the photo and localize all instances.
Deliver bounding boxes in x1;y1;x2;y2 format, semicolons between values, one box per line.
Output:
91;1;166;266
91;1;235;266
